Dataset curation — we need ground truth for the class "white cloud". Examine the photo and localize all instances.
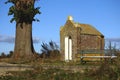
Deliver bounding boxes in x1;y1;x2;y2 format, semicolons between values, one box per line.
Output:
33;37;40;43
105;38;120;42
0;35;40;44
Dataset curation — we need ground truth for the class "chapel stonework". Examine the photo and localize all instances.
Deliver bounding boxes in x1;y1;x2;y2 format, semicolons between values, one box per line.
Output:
60;16;104;61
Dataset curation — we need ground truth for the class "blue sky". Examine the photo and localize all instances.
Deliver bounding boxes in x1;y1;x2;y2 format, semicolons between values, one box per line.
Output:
0;0;120;54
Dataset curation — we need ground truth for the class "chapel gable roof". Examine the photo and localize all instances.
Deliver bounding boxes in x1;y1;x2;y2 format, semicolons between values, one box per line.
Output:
61;16;104;37
74;23;104;36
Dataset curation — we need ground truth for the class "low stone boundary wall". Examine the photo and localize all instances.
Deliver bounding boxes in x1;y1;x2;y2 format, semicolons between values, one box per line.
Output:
0;62;100;76
41;65;99;73
0;62;34;76
0;63;33;72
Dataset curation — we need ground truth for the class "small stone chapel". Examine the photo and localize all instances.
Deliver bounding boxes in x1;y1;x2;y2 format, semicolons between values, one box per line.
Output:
60;16;104;61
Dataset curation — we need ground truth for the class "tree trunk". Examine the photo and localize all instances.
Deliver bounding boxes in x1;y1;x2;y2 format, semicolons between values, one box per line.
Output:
13;22;36;60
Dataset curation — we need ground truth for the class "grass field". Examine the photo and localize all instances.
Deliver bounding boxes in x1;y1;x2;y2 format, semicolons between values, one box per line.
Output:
0;50;120;80
0;60;119;80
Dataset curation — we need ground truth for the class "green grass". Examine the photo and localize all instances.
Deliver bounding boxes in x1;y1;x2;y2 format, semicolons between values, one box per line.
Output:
0;56;120;80
0;65;119;80
0;69;93;80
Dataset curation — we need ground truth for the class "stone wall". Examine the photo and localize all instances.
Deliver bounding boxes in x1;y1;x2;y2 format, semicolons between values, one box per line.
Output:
60;20;77;61
77;34;104;51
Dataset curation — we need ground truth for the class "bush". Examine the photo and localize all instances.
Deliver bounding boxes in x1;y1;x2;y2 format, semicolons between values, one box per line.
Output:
7;51;13;58
40;41;60;60
0;52;7;58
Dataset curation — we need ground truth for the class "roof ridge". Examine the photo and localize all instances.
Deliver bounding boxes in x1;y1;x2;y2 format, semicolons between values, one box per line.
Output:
73;22;103;36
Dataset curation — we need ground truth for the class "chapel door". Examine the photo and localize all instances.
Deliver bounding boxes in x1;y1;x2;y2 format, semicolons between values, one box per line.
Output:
64;36;72;61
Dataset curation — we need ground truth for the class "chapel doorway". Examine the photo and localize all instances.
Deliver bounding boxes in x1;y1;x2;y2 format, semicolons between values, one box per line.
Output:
64;36;72;61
